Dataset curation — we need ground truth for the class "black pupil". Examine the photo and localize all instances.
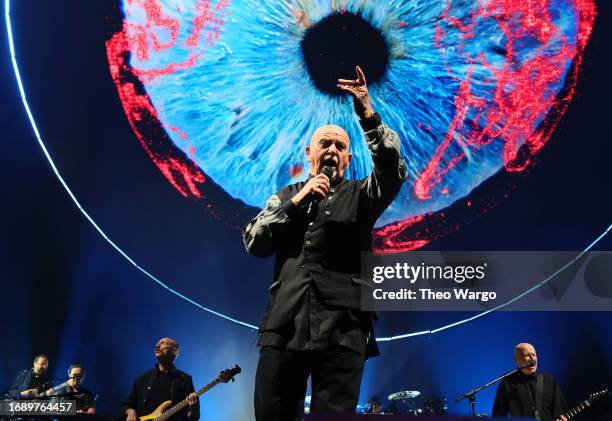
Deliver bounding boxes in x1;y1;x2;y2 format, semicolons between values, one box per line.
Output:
300;12;390;96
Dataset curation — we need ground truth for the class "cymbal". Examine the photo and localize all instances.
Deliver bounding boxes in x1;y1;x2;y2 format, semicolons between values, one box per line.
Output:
388;390;421;401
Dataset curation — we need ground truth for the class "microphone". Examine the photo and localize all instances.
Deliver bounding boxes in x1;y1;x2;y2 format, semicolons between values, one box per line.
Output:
321;165;334;180
517;360;536;370
307;166;334;216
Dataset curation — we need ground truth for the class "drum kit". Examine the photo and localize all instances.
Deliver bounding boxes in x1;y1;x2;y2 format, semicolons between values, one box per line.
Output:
356;390;448;416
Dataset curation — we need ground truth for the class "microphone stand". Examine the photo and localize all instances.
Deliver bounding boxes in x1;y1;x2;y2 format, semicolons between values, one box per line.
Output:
455;363;533;418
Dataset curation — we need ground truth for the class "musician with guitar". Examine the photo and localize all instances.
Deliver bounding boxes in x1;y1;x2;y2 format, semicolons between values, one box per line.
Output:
121;338;199;421
493;343;568;421
8;354;53;399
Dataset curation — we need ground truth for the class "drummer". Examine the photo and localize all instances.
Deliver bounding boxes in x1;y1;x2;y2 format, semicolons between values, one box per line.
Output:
367;396;385;414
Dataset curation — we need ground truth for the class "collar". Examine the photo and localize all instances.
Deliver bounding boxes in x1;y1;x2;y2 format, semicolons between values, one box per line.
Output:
155;363;176;374
516;370;537;380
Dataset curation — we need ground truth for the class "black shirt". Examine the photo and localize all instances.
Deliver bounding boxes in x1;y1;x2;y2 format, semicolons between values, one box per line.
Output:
146;371;172;414
58;385;95;412
121;365;199;421
244;122;407;359
492;372;568;421
8;369;51;399
253;178;378;357
257;283;372;356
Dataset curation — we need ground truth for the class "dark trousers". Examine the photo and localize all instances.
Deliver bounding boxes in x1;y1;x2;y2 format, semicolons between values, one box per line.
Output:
254;346;365;421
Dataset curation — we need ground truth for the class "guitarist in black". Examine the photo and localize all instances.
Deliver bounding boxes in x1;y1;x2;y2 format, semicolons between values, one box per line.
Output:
122;338;199;421
493;343;568;421
8;354;53;399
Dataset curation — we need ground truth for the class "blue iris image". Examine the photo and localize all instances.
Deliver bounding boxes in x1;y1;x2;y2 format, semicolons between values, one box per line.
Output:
121;0;583;227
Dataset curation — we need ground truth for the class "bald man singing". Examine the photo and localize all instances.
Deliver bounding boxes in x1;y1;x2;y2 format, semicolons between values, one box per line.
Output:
493;343;568;421
244;66;407;420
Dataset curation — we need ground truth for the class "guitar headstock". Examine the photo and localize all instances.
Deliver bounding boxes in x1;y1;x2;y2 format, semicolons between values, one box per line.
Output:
587;388;610;403
218;365;241;383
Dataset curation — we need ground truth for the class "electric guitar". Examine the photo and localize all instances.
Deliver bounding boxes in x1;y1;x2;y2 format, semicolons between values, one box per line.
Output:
560;388;609;420
33;378;71;398
138;365;241;421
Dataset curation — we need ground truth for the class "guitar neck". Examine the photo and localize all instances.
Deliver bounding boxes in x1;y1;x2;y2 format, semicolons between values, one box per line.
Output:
563;393;607;420
564;398;588;420
36;380;70;397
157;379;221;421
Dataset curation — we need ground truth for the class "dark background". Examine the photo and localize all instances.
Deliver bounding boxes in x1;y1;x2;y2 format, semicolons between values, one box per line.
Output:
1;1;611;419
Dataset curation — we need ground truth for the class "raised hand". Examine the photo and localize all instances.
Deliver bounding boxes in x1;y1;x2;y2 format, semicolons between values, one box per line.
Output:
337;65;374;119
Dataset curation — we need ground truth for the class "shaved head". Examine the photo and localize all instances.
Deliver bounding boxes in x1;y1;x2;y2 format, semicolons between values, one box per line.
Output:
155;337;180;362
514;342;538;374
514;343;535;356
306;124;352;179
158;337;179;348
310;125;349;147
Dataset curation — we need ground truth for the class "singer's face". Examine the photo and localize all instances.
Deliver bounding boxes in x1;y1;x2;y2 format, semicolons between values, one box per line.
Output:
306;125;352;179
514;343;537;374
33;357;48;374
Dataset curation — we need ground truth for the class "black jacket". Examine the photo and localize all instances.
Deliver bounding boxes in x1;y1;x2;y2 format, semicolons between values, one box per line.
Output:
121;365;199;421
492;371;567;421
7;369;51;399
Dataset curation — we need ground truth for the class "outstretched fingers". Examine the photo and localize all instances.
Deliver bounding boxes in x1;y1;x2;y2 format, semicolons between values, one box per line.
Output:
337;83;358;96
337;78;360;86
355;65;366;85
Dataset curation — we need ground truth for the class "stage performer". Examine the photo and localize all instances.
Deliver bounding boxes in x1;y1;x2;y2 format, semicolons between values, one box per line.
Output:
243;65;407;420
8;354;53;399
493;342;568;421
122;338;199;421
56;363;96;414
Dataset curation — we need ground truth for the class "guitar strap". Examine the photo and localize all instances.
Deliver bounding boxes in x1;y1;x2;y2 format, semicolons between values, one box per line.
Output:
535;373;544;421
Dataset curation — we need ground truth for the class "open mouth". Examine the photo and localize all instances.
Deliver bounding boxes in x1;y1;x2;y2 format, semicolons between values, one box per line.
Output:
322;157;337;167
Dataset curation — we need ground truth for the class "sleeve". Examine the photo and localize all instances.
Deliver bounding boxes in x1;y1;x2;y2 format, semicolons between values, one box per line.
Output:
360;118;408;221
185;376;199;421
120;379;139;415
550;378;568;420
242;193;303;258
8;370;28;399
492;381;509;417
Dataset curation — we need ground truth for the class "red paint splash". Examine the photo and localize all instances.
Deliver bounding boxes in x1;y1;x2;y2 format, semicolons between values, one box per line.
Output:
373;215;431;254
122;0;230;82
289;164;303;178
168;124;188;139
106;0;231;205
415;0;596;202
106;34;206;199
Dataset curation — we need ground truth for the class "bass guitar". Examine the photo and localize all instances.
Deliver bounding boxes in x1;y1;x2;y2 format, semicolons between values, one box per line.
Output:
138;365;241;421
